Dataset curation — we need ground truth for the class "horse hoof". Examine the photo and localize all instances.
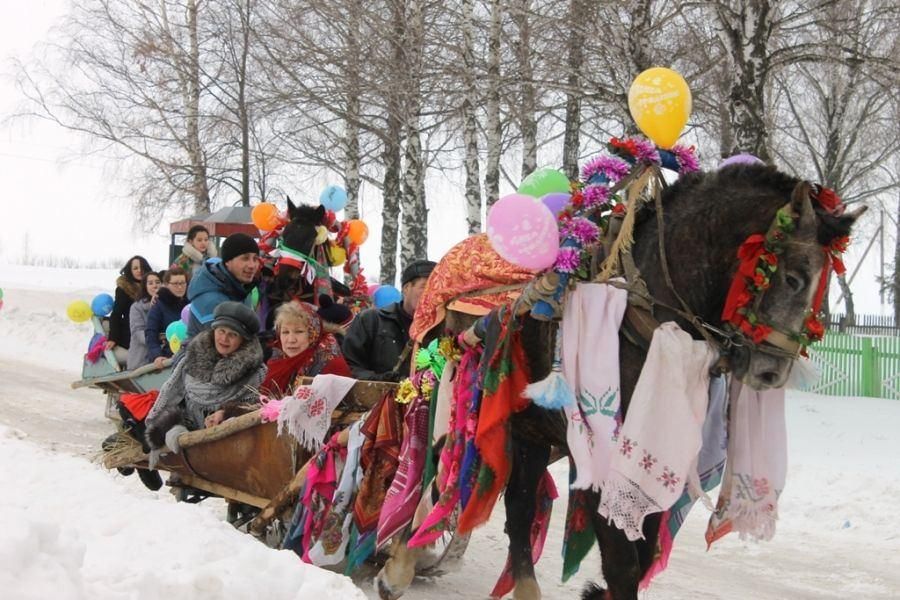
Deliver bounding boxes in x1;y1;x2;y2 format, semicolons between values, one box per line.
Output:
581;582;610;600
374;572;404;600
513;576;541;600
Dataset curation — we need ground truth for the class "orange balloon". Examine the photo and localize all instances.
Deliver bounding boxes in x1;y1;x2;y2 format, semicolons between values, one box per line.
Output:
347;220;369;245
251;203;281;231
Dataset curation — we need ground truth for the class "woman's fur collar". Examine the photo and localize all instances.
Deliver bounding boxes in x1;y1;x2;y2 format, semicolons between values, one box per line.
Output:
116;275;142;301
182;241;217;263
184;329;263;386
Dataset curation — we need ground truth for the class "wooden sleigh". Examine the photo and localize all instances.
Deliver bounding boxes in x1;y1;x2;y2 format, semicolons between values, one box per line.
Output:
78;356;392;540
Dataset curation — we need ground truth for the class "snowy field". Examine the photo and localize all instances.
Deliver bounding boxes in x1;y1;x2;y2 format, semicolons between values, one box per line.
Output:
1;264;899;599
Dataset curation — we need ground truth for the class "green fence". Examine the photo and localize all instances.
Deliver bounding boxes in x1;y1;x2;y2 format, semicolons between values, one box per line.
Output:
804;332;900;399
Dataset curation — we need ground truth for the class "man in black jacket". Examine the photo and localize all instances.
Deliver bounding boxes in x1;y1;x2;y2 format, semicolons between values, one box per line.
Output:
342;259;436;381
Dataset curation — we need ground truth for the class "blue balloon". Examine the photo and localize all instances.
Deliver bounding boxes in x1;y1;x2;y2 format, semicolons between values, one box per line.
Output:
373;285;402;309
90;293;115;317
165;320;188;342
319;185;348;212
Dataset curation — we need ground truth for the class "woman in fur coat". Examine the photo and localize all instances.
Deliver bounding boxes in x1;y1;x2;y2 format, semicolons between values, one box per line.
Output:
126;271;162;370
171;225;217;279
145;302;266;459
107;255;153;361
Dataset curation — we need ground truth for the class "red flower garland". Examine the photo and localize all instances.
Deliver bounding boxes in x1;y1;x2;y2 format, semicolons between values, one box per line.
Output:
722;185;850;350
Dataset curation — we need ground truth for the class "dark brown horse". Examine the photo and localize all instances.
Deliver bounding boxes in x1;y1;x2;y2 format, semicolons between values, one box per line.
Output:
374;164;864;600
503;164;865;600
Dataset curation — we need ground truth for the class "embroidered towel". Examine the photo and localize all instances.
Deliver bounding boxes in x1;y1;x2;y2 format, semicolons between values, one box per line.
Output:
598;321;717;541
277;374;356;450
561;282;628;490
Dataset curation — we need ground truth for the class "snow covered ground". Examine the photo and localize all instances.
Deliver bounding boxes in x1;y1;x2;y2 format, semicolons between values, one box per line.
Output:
1;264;899;599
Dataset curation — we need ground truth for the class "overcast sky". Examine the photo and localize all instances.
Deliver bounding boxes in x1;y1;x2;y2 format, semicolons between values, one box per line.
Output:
0;0;890;314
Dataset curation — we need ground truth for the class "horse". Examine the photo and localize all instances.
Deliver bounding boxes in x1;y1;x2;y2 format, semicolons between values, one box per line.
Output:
374;163;865;600
262;199;351;329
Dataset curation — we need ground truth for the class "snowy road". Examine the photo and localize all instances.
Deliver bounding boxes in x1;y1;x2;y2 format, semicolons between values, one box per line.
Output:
2;270;899;599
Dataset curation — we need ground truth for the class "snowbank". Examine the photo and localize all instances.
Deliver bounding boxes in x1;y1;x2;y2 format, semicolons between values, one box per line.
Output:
0;265;120;372
0;426;366;600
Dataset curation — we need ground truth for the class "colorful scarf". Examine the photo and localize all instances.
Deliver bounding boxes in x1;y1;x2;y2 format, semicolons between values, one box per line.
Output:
295;433;346;562
308;420;366;566
561;467;596;582
598;322;717;541
408;347;481;548
458;310;531;533
561;282;628;490
353;391;403;534
376;391;431;549
490;470;558;598
706;380;787;546
409;234;534;343
260;304;343;396
275;374;356;451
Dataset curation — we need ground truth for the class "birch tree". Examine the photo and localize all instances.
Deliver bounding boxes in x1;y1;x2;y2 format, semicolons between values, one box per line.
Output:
14;0;215;223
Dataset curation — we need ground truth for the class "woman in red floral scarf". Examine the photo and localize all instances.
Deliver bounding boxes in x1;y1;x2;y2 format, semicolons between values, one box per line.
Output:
261;301;351;396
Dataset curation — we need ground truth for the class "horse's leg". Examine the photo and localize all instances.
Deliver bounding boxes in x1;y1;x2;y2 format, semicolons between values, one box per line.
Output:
505;436;551;600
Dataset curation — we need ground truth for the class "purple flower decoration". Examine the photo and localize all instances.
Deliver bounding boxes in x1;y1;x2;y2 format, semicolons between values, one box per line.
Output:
582;185;611;209
671;144;699;174
629;137;661;164
560;217;600;245
581;156;630;184
554;246;581;273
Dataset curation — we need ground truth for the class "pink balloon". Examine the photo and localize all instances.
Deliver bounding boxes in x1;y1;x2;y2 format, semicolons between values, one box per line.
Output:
719;153;764;169
541;192;571;217
487;194;559;271
181;304;192;325
367;283;381;297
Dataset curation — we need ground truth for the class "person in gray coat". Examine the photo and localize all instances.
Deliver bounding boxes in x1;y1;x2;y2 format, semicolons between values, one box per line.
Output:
144;302;266;464
126;271;162;370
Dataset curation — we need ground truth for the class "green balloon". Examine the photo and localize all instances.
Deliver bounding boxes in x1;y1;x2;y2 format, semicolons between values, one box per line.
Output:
0;288;4;300
517;167;570;198
250;287;260;309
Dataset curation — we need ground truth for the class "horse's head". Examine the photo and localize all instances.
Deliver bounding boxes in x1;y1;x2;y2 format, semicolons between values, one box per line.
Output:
273;198;327;300
731;181;866;389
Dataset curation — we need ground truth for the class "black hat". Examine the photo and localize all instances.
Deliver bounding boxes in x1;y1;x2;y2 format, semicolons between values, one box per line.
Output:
211;301;259;340
401;259;436;287
317;294;354;328
220;233;259;264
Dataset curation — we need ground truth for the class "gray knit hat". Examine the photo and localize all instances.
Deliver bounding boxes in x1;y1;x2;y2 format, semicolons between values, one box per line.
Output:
211;301;259;340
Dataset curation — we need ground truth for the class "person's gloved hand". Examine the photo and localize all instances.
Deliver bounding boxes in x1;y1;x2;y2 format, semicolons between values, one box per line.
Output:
165;425;189;453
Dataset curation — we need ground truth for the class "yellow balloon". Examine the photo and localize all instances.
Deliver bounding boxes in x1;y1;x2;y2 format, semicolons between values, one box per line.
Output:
329;244;347;266
66;300;93;323
169;338;182;354
628;67;692;149
315;226;329;245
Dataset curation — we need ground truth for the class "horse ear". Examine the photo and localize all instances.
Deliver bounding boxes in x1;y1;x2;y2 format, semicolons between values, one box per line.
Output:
790;182;816;229
286;196;298;219
314;205;326;224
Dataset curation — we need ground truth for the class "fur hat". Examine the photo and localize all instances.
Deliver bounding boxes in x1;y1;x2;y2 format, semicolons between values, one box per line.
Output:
317;294;354;328
220;233;259;264
211;301;259;340
401;259;436;287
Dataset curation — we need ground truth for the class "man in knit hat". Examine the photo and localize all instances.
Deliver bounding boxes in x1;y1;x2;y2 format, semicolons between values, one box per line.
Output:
185;232;261;338
342;259;436;381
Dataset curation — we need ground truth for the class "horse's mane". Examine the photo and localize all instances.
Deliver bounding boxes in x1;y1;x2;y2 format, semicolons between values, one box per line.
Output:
662;164;854;245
